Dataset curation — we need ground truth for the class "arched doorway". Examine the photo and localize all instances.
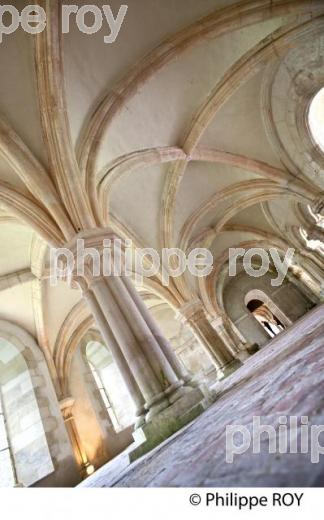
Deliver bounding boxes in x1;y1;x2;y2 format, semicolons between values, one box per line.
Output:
246;299;285;338
244;289;292;341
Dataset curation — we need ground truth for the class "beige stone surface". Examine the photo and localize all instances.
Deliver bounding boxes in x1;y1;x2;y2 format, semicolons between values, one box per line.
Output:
0;0;323;486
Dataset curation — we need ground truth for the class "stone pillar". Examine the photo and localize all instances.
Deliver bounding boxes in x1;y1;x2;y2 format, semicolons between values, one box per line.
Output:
89;276;174;416
177;300;242;379
210;315;250;361
122;275;192;385
62;228;210;461
104;274;182;394
59;397;94;478
286;268;320;305
290;252;323;303
311;194;324;217
81;275;209;460
82;287;146;426
222;313;260;356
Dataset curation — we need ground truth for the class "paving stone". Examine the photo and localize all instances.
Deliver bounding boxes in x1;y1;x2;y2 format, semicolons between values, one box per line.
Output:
80;305;324;488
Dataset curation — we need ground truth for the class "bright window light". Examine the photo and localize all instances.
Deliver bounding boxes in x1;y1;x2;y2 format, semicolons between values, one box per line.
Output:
308;87;324;151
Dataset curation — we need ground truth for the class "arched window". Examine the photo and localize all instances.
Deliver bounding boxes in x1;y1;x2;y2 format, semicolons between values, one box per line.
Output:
308;87;324;152
85;341;135;432
0;336;53;487
0;387;16;486
88;361;121;432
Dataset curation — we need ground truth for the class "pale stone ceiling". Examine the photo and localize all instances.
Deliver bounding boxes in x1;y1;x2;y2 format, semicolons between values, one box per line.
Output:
0;0;323;358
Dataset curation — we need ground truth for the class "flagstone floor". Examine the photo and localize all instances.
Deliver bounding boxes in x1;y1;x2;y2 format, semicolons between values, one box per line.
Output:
80;304;324;487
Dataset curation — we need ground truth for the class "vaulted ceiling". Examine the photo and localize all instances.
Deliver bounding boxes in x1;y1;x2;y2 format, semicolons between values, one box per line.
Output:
0;0;323;368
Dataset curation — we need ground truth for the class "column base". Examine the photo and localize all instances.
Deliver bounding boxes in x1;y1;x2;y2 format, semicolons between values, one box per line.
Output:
246;343;260;355
235;343;259;360
204;358;242;382
134;414;146;428
218;358;243;380
204;366;219;383
236;348;251;362
129;386;209;462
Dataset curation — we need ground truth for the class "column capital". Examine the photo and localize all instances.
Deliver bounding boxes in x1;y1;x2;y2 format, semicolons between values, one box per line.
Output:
176;299;205;322
311;193;324;217
59;397;75;421
210;315;224;328
176;299;241;376
63;228;117;254
46;228;127;286
304;224;324;243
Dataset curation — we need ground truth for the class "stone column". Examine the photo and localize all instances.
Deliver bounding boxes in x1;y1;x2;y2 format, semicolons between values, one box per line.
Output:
59;397;94;478
289;252;323;303
311;194;324;217
65;232;209;460
177;300;242;379
82;287;146;426
104;274;182;395
122;274;192;385
210;315;250;361
88;276;173;417
76;275;209;461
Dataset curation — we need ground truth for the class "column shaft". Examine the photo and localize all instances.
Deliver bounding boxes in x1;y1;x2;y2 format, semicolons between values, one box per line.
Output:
177;301;241;376
122;275;191;384
82;288;146;417
106;274;181;391
90;277;168;409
